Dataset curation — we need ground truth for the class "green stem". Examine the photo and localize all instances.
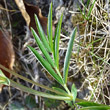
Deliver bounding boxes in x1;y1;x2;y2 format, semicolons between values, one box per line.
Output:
10;79;71;101
55;67;63;80
0;64;67;96
63;84;71;95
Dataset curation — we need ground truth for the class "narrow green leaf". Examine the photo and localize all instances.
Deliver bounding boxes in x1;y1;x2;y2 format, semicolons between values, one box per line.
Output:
87;0;90;7
87;0;96;19
34;14;51;52
31;28;55;68
77;101;110;110
10;79;71;101
77;101;105;107
0;70;10;86
47;2;53;50
78;106;110;110
63;27;77;84
71;84;77;103
52;87;68;96
28;46;64;85
83;0;88;16
78;5;87;20
53;14;63;69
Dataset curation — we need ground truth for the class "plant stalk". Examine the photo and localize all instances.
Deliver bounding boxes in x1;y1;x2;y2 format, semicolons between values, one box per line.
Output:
10;79;71;101
63;84;71;95
0;64;67;96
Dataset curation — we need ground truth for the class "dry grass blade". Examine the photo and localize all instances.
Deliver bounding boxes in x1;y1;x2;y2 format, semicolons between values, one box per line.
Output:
14;0;30;26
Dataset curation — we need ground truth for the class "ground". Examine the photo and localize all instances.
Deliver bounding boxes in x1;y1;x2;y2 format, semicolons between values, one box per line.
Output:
0;0;110;110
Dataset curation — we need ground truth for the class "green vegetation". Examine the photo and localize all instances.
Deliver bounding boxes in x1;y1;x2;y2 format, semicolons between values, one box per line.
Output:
0;1;110;110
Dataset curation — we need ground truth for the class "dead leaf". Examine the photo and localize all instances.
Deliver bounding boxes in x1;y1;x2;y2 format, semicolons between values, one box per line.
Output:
24;1;55;36
0;29;15;91
24;2;48;35
15;0;55;36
